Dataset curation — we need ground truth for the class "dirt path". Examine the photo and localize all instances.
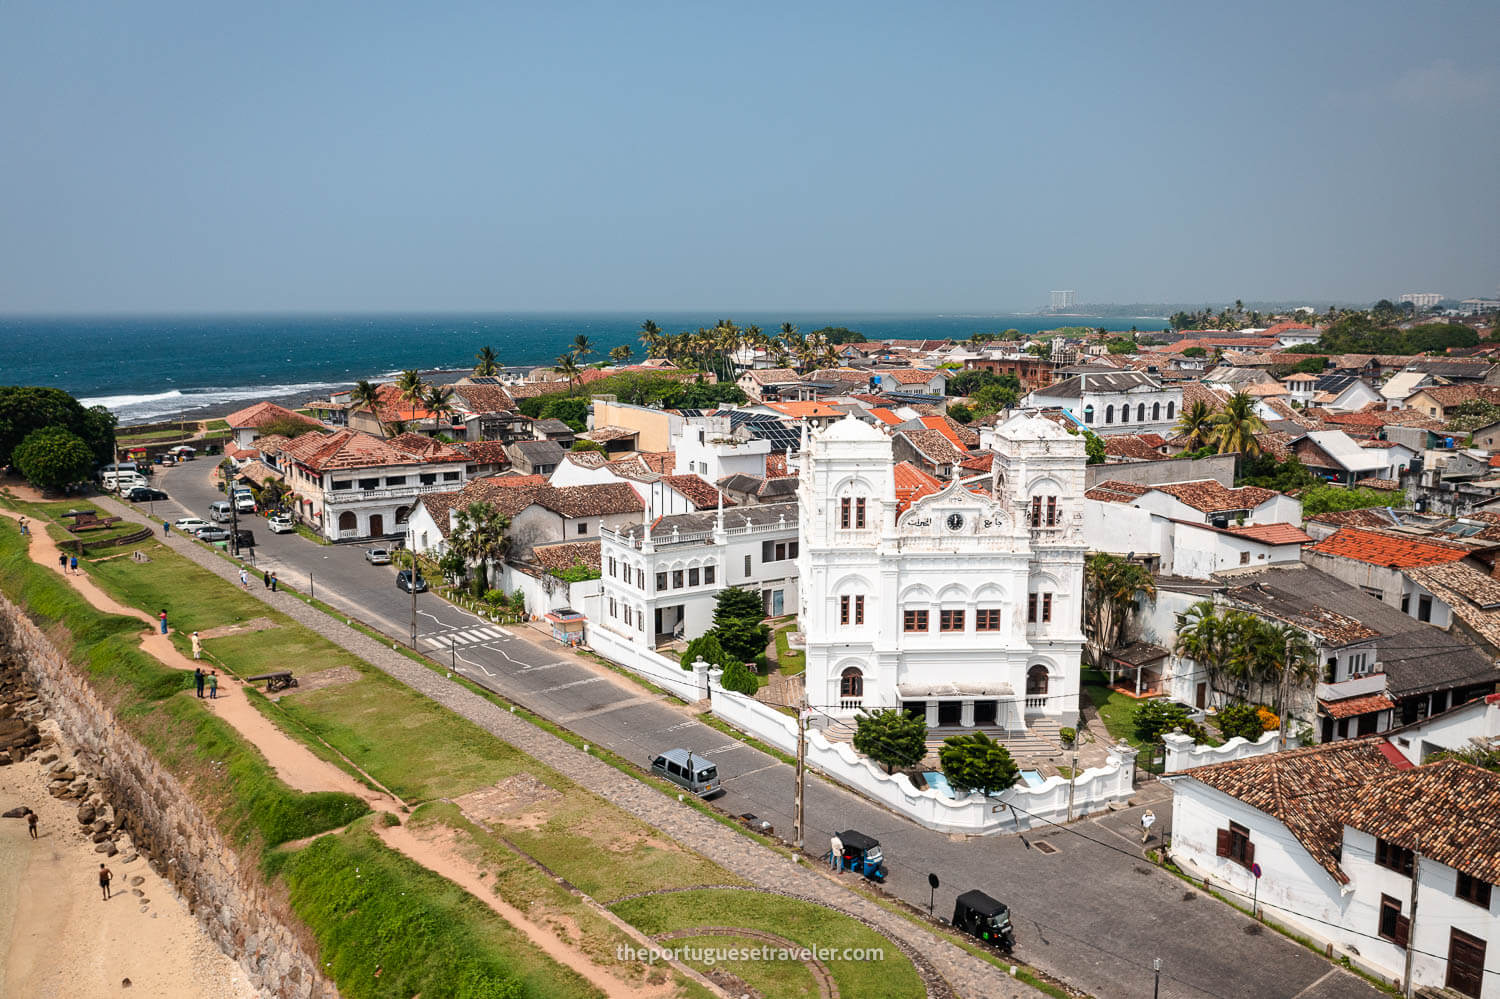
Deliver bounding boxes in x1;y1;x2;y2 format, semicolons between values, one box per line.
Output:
2;509;715;998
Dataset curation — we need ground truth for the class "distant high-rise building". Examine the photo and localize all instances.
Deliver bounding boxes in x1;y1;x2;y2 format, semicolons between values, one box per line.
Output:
1399;292;1442;309
1050;290;1076;311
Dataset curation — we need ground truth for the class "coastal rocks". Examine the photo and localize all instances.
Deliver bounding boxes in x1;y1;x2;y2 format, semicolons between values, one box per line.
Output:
0;596;337;999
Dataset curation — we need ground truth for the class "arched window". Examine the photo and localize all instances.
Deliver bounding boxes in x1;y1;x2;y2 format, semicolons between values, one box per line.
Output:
1026;665;1050;696
1166;401;1175;420
338;511;357;532
1137;403;1146;422
1152;402;1161;421
1105;405;1114;424
1083;405;1095;423
394;504;411;525
840;667;864;699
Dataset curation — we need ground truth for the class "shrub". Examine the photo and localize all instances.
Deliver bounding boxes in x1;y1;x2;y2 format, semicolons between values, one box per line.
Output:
718;660;759;696
680;632;730;671
483;588;508;607
939;732;1019;795
1133;699;1191;744
1256;706;1280;731
853;708;928;774
1216;703;1266;743
1059;726;1076;746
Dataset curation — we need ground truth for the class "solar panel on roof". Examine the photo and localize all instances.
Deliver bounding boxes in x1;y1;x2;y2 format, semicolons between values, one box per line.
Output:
469;376;502;385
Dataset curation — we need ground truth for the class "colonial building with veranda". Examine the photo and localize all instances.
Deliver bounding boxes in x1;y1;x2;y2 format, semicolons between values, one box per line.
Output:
797;413;1087;735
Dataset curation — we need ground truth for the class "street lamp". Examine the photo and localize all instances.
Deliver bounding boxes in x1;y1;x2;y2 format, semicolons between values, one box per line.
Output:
1153;958;1161;999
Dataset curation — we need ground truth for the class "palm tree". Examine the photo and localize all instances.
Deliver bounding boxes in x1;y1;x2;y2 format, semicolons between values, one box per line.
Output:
424;384;457;427
1174;400;1216;450
640;320;665;358
609;344;633;365
449;501;512;595
1211;392;1267;458
1082;553;1157;672
555;352;582;394
396;369;426;409
1237;621;1316;717
474;345;500;376
349;379;380;414
1174;601;1236;703
572;334;595;364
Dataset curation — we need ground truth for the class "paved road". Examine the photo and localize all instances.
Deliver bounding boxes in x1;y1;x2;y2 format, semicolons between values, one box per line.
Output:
140;464;1381;999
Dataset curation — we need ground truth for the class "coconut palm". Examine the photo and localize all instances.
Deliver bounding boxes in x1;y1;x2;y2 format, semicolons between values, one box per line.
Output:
572;334;595;364
1082;553;1157;671
1211;392;1267;457
449;500;512;595
474;345;500;376
609;344;633;365
1173;400;1216;450
555;352;582;394
396;369;426;409
349;379;380;414
640;319;665;358
424;384;457;426
1233;620;1316;716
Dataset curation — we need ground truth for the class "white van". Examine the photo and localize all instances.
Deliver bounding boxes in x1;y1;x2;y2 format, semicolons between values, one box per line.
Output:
104;472;147;492
232;488;256;513
209;501;234;523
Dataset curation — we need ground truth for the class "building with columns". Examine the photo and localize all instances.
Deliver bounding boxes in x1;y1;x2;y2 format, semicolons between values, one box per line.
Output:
797;413;1087;734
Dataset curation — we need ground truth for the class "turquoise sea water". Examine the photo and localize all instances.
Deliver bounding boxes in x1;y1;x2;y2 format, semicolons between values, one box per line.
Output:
0;312;1161;422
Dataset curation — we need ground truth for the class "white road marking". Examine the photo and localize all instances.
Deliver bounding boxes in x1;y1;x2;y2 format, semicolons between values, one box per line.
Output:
725;762;783;781
661;721;698;733
497;627;515;637
536;677;605;695
703;742;744;756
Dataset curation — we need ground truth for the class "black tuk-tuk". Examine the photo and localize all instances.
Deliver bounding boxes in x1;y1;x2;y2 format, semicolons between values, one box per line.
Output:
835;829;887;882
953;890;1015;952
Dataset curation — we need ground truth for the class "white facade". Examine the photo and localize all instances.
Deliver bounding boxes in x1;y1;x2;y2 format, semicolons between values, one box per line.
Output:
1024;373;1183;438
1401;292;1442;309
798;413;1087;732
673;416;772;480
277;455;468;542
596;502;801;649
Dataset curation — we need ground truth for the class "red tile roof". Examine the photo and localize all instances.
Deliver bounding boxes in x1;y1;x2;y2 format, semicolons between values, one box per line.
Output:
1103;434;1168;460
1320;693;1395;720
1344;761;1500;884
279;428;468;473
1153;480;1280;514
881;368;947;385
1306;527;1472;569
1226;523;1312;545
893;461;944;513
660;474;735;510
763;400;844;419
1084;480;1151;503
869;407;903;426
224;401;320;431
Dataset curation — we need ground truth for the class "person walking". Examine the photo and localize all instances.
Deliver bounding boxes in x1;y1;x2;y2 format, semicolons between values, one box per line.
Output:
208;671;218;700
262;569;270;589
159;609;168;635
829;834;843;872
69;555;78;575
191;631;202;660
1140;809;1156;845
162;520;170;536
58;553;67;571
17;517;26;536
270;572;278;592
239;567;249;589
194;667;205;699
27;810;38;839
98;863;112;900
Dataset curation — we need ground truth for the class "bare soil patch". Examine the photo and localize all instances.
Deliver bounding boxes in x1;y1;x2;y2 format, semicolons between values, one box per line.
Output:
277;664;361;697
198;616;278;640
455;774;564;832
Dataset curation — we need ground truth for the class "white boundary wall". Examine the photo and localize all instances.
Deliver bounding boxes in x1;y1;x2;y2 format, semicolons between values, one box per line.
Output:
709;678;1137;836
585;625;710;704
1162;729;1282;772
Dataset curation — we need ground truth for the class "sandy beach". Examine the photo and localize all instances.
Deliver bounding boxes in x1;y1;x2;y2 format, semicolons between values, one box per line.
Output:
0;752;260;999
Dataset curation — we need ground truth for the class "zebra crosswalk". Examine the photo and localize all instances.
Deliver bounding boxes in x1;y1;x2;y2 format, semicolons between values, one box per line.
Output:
421;625;513;650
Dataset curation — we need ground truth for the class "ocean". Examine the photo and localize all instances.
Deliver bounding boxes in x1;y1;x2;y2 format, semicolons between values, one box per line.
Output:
0;312;1163;424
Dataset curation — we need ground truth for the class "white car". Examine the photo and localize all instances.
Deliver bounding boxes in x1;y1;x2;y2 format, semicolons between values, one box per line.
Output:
173;518;211;534
267;515;295;534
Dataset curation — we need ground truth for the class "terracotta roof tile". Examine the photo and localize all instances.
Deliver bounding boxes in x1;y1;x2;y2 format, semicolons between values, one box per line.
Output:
527;540;601;575
1306;527;1472;569
224;401;320;431
278;428;467;472
743;368;803;384
660;474;735;510
763;401;845;419
1343;761;1500;883
893;460;944;513
1226;523;1312;545
898;428;966;466
581;425;639;443
1319;693;1396;719
1085;480;1151;503
1306;507;1397;529
881;368;948;385
450;383;517;413
1104;434;1168;460
638;451;675;474
1153;480;1280;514
528;483;644;519
1185;739;1394;883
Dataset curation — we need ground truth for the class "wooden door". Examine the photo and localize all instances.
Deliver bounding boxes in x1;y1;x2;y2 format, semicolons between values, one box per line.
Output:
1446;928;1486;998
1195;683;1207;709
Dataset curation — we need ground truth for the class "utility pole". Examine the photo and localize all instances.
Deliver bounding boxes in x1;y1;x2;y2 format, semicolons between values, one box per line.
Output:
1067;751;1079;821
230;492;240;558
794;697;806;850
408;525;417;649
1279;631;1295;751
1403;835;1421;998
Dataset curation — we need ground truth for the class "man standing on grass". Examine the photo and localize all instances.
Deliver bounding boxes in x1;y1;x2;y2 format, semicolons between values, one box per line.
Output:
191;631;202;660
194;667;205;699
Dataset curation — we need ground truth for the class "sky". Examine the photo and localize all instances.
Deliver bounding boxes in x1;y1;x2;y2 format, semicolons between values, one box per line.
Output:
1;1;1497;314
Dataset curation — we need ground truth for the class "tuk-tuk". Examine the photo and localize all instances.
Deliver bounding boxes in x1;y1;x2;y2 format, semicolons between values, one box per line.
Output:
953;890;1015;953
835;829;887;882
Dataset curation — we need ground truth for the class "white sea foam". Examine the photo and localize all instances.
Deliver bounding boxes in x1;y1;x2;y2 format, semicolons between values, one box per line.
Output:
83;380;351;422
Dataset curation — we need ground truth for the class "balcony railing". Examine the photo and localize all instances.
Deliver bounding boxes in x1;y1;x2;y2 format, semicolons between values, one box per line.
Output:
601;520;795;549
839;698;864;711
1024;695;1048;712
325;481;459;504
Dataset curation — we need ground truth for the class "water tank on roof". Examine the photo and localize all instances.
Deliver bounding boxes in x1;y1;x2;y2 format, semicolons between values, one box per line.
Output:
1444;437;1455;448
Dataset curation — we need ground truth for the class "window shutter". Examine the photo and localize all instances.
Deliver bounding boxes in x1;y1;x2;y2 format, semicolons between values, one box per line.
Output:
1243;840;1255;868
1394;914;1410;949
1216;829;1231;858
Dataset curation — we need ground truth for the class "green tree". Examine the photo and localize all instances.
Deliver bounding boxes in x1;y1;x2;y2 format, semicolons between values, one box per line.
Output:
1211;392;1267;457
808;326;866;345
0;386;116;467
719;660;760;696
424;384;457;426
947;402;974;424
1080;427;1106;465
257;414;325;440
939;732;1019;795
1180;346;1207;358
474;345;500;376
396;369;426;409
680;633;731;670
1083;553;1156;668
13;426;94;491
570;439;605;453
349;379;380;417
1133;700;1191;744
1448;398;1500;432
1301;483;1406;517
852;708;928;774
1174;400;1217;450
541;396;589;432
970;382;1020;416
710;587;769;662
609;344;633;365
1216;702;1266;743
1236;453;1317;491
554;353;582;395
571;335;595;363
449;501;511;595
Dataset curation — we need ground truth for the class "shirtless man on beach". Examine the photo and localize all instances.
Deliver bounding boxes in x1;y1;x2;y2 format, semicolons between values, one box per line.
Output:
98;863;112;900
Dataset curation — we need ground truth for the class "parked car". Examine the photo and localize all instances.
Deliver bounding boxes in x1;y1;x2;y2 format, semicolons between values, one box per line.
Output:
209;500;234;523
267;515;295;534
232;489;256;513
395;569;427;593
195;526;231;542
364;547;392;565
173;517;211;534
126;487;168;502
650;748;722;798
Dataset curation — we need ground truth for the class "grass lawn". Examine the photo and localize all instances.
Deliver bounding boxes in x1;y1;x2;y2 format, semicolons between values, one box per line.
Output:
117;427;191;443
203;627;366;681
205;419;229;430
294;523;331;545
610;888;922;999
1082;680;1142;748
772;621;804;676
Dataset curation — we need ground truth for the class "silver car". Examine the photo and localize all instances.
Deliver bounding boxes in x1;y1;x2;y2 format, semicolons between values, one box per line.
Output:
364;547;392;565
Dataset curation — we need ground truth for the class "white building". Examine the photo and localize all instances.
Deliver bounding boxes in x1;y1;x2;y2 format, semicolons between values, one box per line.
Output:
1170;742;1500;997
673;415;772;481
1023;371;1182;437
1400;292;1443;309
1050;290;1076;310
270;429;470;541
596;501;800;648
797;413;1087;734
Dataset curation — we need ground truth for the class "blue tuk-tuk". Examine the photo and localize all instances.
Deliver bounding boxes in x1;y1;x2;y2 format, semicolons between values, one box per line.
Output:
835;829;887;882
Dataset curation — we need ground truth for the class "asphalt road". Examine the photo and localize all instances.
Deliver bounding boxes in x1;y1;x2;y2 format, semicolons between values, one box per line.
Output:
138;463;1381;999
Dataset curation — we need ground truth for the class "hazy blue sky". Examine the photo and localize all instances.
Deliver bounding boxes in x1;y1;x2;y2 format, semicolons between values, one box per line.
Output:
2;1;1496;313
